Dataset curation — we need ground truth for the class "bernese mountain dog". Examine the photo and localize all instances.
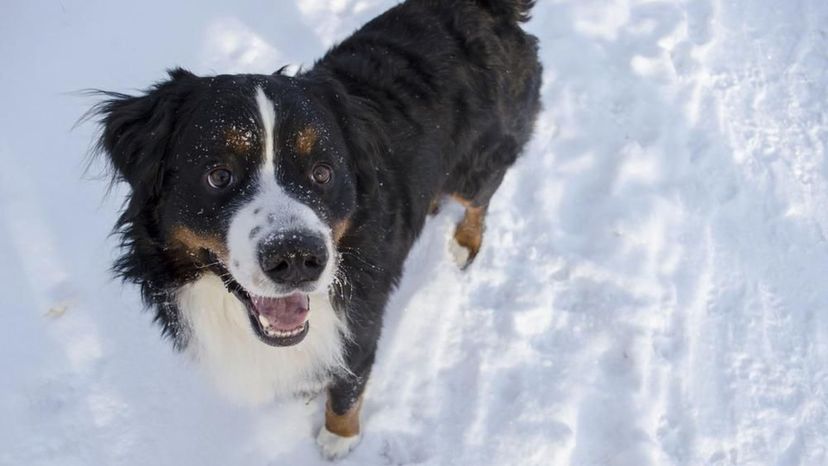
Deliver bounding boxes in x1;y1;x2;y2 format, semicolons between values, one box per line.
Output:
92;0;541;459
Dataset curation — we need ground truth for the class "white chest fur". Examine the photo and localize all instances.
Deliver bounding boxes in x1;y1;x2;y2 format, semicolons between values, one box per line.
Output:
176;274;348;405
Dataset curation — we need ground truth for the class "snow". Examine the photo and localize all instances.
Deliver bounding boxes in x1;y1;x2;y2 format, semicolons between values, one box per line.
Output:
1;0;827;464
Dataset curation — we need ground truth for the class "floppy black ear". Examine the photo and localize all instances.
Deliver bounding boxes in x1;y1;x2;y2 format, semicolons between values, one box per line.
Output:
93;68;195;196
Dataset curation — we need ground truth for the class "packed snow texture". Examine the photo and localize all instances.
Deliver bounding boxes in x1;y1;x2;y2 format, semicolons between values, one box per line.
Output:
1;1;827;465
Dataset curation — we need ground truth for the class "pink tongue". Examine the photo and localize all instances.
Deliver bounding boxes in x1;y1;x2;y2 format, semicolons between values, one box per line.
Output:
251;293;309;330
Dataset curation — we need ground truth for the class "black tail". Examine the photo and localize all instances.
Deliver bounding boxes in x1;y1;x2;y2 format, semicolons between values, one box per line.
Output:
475;0;535;23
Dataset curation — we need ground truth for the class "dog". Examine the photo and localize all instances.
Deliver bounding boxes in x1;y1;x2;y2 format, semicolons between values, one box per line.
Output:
92;0;541;459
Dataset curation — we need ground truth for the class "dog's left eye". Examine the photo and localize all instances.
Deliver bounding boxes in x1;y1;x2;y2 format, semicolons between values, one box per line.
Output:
206;167;234;189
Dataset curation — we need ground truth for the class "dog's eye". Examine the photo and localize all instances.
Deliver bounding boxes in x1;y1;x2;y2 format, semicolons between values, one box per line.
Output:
206;167;233;189
311;163;332;185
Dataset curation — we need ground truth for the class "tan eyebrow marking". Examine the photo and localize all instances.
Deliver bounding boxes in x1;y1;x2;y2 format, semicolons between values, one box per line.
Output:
295;126;318;156
224;126;255;154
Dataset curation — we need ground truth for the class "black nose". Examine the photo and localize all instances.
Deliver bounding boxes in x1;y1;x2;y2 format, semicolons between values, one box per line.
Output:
258;230;328;287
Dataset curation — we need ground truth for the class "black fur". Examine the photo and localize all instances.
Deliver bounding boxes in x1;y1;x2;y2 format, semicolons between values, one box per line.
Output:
93;0;541;417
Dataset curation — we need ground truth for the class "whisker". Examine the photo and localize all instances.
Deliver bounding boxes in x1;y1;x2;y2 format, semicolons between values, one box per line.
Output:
338;248;384;272
194;260;222;270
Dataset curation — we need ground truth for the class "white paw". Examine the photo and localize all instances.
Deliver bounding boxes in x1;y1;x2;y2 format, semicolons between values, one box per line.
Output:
448;237;470;268
316;426;361;461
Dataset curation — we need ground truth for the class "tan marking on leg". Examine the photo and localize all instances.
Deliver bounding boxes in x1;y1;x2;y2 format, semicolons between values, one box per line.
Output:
450;195;486;267
170;226;229;261
325;395;363;438
295;126;318;156
454;205;485;263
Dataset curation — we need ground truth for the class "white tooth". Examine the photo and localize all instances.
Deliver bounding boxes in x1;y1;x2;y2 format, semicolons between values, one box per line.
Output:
258;315;270;328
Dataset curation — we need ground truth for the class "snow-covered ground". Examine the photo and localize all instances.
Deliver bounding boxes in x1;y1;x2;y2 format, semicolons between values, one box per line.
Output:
1;0;827;464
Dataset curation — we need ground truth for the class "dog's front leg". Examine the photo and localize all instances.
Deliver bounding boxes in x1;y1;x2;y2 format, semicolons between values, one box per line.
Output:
316;340;377;460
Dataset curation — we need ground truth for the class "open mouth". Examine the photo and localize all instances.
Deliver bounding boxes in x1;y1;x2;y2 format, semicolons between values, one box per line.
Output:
229;284;310;347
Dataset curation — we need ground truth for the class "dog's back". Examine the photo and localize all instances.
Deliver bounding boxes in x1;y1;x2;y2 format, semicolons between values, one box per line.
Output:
307;0;542;263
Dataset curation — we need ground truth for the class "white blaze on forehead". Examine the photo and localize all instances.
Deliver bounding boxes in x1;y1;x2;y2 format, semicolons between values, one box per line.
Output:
255;86;277;174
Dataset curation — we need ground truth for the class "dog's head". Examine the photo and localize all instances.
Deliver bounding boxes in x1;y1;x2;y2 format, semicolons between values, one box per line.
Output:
94;68;377;347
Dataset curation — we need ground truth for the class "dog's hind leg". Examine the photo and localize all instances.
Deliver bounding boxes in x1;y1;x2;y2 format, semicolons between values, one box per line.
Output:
447;137;521;269
449;167;507;270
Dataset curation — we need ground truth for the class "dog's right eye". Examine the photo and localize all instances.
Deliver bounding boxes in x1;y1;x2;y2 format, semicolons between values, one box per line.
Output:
206;167;233;190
